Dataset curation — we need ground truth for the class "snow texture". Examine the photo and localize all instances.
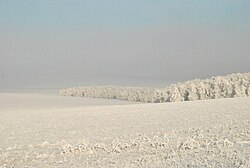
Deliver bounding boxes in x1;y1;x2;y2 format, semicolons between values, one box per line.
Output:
1;93;250;168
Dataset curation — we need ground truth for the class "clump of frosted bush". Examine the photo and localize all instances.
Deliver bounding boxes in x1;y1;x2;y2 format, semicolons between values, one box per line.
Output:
59;121;250;168
59;73;250;103
59;86;156;102
153;73;250;103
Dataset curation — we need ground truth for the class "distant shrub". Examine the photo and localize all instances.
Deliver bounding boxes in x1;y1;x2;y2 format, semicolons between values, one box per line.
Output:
59;73;250;103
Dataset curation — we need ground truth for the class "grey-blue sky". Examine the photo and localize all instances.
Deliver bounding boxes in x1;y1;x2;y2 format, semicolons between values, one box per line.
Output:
1;0;250;30
0;0;250;88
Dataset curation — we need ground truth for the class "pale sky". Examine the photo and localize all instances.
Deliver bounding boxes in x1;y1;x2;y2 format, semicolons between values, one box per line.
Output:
0;0;250;88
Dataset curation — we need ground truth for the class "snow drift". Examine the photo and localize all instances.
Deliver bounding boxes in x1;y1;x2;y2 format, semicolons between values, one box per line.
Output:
59;73;250;102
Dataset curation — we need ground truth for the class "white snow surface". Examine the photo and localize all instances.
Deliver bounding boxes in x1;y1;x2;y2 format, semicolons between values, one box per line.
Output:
59;73;250;103
0;94;249;167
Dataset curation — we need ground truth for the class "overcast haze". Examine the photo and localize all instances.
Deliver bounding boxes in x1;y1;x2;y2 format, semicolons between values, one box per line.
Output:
0;0;250;89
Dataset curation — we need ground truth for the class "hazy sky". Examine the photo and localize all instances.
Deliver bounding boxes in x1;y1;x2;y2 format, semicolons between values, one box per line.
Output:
0;0;250;88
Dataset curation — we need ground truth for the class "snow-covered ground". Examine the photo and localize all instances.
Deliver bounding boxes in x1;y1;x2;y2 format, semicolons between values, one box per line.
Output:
0;93;137;111
0;93;249;167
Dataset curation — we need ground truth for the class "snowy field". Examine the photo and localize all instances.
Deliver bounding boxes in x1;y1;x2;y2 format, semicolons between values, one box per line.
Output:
0;93;249;167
